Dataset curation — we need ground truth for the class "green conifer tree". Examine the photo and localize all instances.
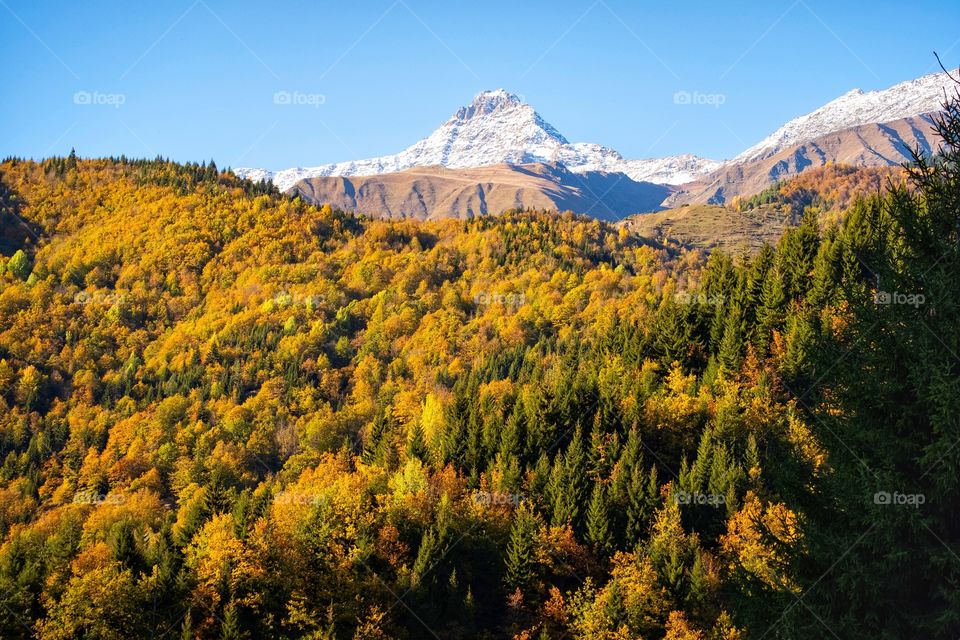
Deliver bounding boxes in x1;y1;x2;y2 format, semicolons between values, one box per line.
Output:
585;482;612;557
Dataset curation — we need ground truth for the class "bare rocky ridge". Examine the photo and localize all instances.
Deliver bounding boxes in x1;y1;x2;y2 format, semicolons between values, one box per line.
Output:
734;70;955;163
667;114;940;206
290;162;672;222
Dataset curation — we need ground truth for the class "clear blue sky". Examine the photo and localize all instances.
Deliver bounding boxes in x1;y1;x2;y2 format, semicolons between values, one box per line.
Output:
2;0;958;168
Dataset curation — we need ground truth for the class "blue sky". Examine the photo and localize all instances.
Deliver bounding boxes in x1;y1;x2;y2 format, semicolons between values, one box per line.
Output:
2;0;959;168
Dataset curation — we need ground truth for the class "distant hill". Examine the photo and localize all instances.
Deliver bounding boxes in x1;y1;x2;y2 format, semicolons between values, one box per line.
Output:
627;164;910;253
732;164;906;215
621;204;792;255
290;162;672;222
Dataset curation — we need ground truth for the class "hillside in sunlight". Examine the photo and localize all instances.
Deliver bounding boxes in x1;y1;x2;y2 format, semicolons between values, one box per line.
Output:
622;164;911;255
0;129;959;638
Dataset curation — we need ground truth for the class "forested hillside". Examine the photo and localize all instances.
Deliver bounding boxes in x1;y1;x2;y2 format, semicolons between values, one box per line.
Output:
622;165;907;256
732;164;907;219
0;92;958;639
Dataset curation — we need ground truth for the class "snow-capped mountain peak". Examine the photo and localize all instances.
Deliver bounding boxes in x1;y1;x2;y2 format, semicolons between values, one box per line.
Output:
454;89;527;122
734;69;958;163
235;90;716;190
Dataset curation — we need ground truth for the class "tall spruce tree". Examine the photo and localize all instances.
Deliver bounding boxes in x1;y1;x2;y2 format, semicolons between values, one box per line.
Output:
504;504;540;595
585;482;612;557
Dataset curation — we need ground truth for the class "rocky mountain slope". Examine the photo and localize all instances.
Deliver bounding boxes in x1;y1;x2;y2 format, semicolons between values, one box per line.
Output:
290;162;671;221
735;70;954;163
667;113;939;206
665;69;956;205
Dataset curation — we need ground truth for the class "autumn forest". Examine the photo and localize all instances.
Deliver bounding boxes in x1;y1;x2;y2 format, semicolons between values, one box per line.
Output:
0;91;959;639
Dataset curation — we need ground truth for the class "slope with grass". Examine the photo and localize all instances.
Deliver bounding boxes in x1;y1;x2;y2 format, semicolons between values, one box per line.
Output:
290;161;672;221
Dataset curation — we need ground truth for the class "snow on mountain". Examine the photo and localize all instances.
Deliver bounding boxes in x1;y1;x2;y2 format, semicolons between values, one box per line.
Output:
734;69;957;164
552;143;721;185
235;89;719;191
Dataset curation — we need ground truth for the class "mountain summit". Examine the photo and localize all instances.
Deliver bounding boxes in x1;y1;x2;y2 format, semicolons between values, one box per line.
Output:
236;90;719;190
453;89;543;124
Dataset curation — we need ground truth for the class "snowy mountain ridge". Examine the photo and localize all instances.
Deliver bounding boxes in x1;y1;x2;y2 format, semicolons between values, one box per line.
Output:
236;69;959;193
734;69;958;163
236;89;721;190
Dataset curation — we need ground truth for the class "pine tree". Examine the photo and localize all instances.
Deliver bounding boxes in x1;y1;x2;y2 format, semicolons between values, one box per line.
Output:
362;409;389;464
778;208;821;300
755;270;787;353
108;520;140;573
585;482;611;557
547;454;572;527
407;422;429;462
499;399;525;463
744;244;776;331
685;552;712;613
180;610;194;640
564;427;588;531
789;71;960;638
717;305;745;373
219;602;241;640
504;504;540;594
411;528;438;590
